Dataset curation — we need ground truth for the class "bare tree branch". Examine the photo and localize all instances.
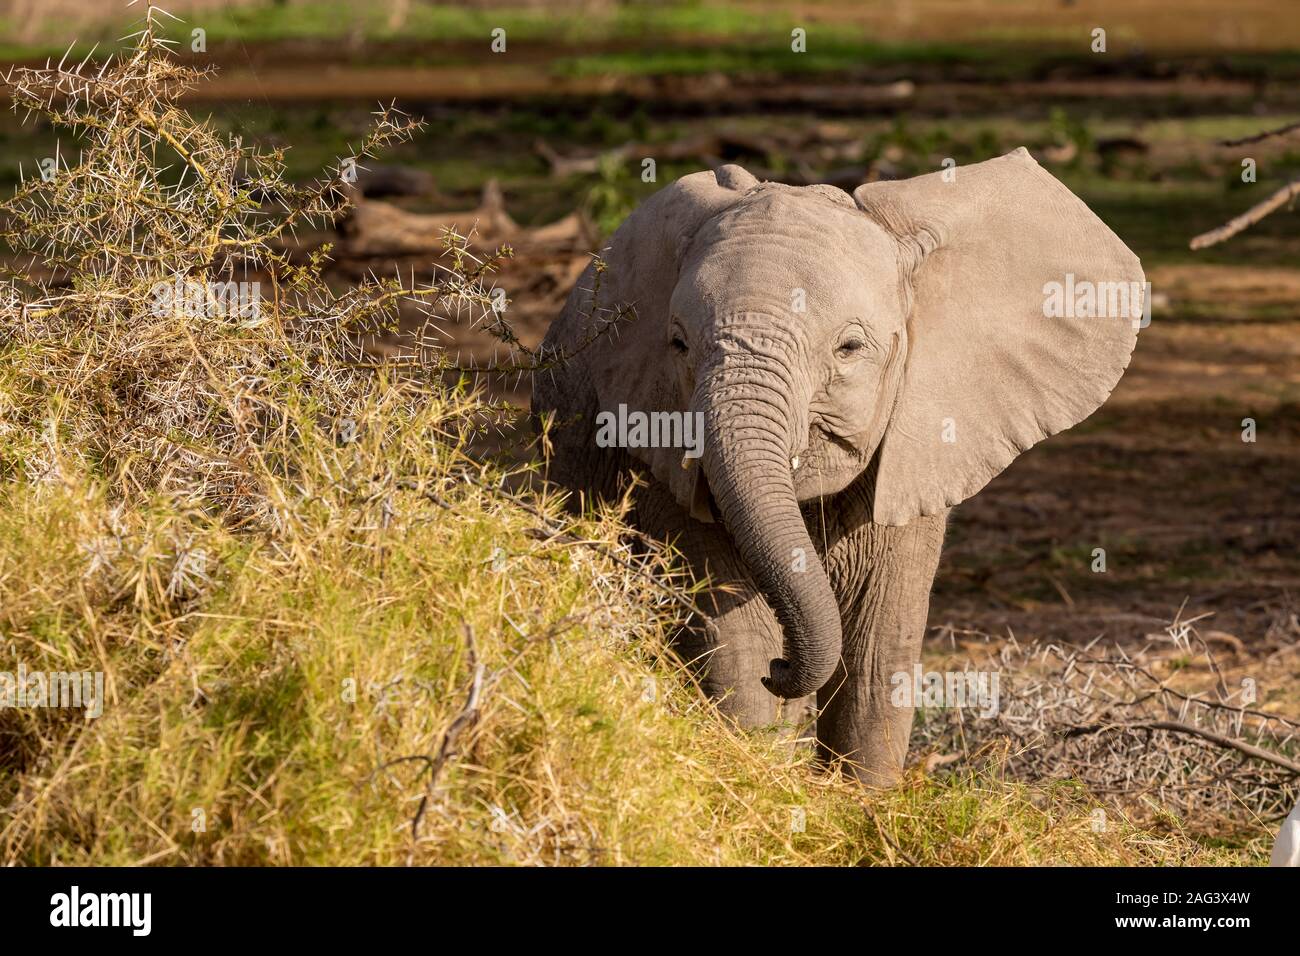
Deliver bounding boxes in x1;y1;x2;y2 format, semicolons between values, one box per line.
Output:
1065;719;1300;776
1220;120;1300;147
1189;179;1300;249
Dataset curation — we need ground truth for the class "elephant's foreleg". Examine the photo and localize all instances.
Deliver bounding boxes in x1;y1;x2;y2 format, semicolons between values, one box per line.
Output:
817;510;948;786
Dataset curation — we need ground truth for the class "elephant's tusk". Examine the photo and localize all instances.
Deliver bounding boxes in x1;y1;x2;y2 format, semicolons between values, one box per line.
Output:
681;453;696;470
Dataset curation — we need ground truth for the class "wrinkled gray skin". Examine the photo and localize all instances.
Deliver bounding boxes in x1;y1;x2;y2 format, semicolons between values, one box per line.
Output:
533;150;1144;785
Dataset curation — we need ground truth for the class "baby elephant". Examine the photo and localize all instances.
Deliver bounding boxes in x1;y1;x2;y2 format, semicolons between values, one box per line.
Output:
533;150;1144;785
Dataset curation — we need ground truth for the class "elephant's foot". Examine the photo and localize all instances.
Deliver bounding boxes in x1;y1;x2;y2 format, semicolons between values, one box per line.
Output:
815;673;913;787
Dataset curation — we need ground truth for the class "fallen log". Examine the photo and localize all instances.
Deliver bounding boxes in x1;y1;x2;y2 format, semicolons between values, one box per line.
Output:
337;181;595;257
338;180;518;256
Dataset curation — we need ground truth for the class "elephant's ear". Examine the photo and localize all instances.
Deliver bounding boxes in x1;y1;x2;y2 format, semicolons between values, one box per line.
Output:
579;164;759;518
853;147;1145;526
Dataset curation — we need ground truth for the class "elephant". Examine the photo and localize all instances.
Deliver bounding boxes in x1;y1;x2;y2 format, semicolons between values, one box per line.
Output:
532;149;1144;786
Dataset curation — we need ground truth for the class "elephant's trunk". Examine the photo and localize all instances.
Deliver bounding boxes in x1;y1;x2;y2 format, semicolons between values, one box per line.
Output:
696;337;842;700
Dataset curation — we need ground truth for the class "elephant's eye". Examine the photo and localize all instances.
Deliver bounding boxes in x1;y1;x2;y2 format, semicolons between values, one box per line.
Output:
670;331;688;354
836;337;867;359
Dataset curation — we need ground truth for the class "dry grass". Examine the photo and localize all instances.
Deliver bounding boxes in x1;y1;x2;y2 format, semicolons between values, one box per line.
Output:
0;471;1257;865
0;6;1267;866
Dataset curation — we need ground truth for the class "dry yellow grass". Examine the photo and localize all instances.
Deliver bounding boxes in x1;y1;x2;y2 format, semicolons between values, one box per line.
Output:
0;467;1262;865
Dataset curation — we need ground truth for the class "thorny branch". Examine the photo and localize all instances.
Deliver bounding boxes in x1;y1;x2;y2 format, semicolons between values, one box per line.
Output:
914;611;1300;830
0;7;626;524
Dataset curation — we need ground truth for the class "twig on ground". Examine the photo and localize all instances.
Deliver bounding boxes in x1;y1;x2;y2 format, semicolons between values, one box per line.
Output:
407;622;485;843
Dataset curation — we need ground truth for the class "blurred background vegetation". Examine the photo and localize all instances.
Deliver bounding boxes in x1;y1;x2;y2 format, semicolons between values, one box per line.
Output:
4;0;1300;262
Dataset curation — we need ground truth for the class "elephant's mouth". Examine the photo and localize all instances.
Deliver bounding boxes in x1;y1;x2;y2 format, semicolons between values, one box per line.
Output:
792;425;868;501
685;418;863;519
687;461;716;523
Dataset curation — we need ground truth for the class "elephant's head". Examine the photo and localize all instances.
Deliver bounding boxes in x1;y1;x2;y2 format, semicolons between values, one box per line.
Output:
573;150;1144;700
